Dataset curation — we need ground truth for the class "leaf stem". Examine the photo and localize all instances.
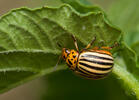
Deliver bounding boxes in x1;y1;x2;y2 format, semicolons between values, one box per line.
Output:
113;64;139;99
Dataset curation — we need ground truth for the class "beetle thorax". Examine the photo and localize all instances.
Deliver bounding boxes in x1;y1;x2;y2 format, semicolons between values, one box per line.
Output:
62;48;79;71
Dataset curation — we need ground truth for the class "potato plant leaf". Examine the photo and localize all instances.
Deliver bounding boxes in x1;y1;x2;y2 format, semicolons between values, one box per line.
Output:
0;4;121;93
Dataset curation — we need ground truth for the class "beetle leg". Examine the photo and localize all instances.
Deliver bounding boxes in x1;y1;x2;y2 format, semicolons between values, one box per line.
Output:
85;36;96;49
92;46;99;50
101;46;112;50
101;42;119;50
71;35;79;52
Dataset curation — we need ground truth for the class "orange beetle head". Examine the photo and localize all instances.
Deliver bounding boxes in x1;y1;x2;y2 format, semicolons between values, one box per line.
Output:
62;48;71;60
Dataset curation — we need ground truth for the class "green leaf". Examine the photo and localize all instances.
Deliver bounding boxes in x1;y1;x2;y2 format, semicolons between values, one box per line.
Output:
0;4;121;93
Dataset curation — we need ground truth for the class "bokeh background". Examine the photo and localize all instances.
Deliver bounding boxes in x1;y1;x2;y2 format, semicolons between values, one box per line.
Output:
0;0;133;100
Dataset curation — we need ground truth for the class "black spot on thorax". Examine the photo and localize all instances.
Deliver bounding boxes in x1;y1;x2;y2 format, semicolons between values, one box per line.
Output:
68;59;72;65
73;55;76;58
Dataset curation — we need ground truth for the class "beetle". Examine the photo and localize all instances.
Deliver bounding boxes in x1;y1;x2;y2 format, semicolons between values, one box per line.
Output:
56;35;117;79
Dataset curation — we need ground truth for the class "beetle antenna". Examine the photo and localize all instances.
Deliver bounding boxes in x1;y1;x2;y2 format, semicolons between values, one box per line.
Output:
53;55;62;71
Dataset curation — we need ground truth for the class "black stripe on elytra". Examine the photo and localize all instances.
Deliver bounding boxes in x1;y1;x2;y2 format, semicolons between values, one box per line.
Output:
80;58;113;66
81;54;113;61
68;59;72;65
77;70;104;79
79;66;107;75
79;62;112;71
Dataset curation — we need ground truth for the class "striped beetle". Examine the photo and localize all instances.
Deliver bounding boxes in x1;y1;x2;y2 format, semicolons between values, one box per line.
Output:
56;35;117;79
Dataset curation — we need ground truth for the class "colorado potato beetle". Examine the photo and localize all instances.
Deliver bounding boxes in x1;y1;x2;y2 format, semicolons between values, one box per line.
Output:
56;35;117;79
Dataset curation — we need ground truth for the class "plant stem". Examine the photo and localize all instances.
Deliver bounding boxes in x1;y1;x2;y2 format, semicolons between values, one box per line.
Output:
113;64;139;99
